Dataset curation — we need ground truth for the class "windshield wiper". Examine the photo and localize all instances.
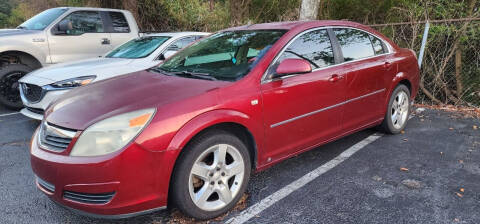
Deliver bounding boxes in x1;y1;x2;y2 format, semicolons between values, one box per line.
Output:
16;26;27;30
171;71;218;81
148;67;175;75
149;68;217;81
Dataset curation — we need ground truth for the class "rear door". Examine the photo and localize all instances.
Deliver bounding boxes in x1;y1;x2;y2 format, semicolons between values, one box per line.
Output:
332;28;389;132
261;28;346;162
47;10;112;63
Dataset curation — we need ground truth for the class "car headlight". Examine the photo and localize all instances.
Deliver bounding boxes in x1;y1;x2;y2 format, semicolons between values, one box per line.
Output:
50;76;96;89
70;108;156;157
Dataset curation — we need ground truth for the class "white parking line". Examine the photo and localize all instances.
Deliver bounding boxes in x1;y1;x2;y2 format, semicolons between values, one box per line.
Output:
225;132;384;224
0;112;20;117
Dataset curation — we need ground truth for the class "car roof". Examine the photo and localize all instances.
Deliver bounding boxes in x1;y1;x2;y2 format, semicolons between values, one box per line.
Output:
142;32;210;38
226;20;374;31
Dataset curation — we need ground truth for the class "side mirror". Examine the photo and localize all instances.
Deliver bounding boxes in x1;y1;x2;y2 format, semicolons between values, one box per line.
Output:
54;20;72;34
273;58;312;79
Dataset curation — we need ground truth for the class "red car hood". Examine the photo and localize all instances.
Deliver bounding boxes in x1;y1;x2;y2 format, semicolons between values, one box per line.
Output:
45;70;229;130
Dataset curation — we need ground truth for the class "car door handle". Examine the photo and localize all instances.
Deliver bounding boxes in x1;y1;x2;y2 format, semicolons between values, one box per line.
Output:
384;62;393;70
101;38;110;45
328;74;344;82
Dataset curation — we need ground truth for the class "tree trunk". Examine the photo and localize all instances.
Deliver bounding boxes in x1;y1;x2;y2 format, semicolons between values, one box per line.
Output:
299;0;321;20
230;0;252;26
455;48;463;96
210;0;214;11
452;0;476;100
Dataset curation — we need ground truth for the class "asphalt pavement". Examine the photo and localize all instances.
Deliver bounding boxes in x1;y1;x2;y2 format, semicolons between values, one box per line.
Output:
0;107;478;224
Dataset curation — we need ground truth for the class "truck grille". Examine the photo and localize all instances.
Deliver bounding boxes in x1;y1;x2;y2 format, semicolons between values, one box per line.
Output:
20;83;44;103
63;191;115;204
39;122;76;152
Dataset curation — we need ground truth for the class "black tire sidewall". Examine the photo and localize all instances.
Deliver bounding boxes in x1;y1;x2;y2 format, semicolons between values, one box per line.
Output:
384;85;411;134
170;130;252;220
0;64;33;109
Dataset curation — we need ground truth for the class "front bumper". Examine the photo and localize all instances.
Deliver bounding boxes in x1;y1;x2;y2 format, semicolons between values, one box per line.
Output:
30;127;174;217
20;88;69;120
20;108;44;120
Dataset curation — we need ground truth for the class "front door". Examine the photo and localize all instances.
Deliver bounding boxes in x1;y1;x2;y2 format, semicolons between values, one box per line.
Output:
261;28;346;163
47;10;112;63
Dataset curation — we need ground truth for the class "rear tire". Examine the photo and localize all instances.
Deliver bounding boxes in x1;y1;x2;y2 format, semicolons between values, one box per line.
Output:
0;64;32;109
379;84;411;134
170;130;251;220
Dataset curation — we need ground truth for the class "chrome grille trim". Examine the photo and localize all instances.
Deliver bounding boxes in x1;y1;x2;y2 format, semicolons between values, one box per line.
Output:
63;191;116;204
38;122;76;152
36;176;55;193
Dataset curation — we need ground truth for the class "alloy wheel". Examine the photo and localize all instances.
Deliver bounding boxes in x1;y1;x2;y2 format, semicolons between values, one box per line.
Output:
391;90;409;129
188;143;245;211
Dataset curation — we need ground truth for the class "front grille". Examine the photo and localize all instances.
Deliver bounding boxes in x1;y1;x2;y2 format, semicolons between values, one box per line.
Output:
21;83;44;103
63;191;115;204
26;107;45;115
39;122;76;152
36;176;55;193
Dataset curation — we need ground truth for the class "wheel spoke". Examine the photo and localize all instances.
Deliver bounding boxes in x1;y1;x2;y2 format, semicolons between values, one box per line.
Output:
392;101;398;111
391;113;398;125
226;161;244;176
217;184;233;203
402;97;409;110
195;184;214;207
214;144;228;165
191;162;211;180
397;93;404;106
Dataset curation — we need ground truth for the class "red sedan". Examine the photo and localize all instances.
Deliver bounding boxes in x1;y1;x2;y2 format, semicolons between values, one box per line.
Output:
30;20;419;219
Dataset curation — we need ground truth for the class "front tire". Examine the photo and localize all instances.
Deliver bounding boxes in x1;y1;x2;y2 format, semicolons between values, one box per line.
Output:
0;64;33;109
170;130;251;220
380;84;411;134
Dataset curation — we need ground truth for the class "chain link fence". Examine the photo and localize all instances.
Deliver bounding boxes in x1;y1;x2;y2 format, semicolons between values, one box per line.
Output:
372;18;480;108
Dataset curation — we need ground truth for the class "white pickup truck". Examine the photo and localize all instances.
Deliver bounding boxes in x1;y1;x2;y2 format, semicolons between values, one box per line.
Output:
0;7;140;109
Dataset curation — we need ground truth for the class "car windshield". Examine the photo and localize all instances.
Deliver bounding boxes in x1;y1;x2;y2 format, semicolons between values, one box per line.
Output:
106;36;171;59
156;30;287;81
17;8;67;30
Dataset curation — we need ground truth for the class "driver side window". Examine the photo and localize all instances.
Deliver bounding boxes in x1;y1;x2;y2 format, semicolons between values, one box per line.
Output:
267;29;334;77
60;11;104;35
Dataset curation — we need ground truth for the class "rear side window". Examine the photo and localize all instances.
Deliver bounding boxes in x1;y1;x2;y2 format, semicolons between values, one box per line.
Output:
369;35;386;55
109;12;130;33
276;29;335;69
334;28;375;62
167;36;197;51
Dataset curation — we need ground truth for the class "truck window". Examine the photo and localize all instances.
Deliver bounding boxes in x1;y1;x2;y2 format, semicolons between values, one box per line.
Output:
109;12;130;33
61;11;104;35
17;8;67;30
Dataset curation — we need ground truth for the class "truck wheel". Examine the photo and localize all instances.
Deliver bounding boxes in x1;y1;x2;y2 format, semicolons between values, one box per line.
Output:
0;64;32;109
170;130;251;220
